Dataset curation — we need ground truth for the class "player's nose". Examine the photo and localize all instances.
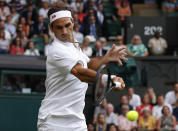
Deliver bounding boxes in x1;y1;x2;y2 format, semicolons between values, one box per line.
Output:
61;27;67;34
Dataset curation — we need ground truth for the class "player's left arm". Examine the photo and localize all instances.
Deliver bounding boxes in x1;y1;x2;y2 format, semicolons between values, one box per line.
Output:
87;45;127;71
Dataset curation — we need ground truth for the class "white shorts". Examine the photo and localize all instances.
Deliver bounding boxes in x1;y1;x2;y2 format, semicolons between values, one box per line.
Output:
37;115;87;131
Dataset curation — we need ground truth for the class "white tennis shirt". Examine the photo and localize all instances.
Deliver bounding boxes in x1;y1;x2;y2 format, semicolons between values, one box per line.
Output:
38;36;90;129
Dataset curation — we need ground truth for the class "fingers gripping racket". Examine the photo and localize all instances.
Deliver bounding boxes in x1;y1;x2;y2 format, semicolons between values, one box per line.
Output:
93;63;121;106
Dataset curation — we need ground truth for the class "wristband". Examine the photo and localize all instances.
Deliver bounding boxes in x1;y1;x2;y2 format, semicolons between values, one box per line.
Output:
101;74;117;87
114;81;122;88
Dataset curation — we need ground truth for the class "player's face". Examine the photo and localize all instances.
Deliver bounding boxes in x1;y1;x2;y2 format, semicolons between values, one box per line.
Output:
50;17;74;43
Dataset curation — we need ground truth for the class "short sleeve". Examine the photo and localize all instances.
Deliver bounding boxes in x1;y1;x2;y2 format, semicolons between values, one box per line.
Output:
52;50;83;75
148;39;153;48
80;48;90;63
143;44;148;52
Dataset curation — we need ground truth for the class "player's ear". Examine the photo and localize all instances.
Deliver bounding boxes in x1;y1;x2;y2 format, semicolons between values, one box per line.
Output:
49;23;54;32
71;18;74;27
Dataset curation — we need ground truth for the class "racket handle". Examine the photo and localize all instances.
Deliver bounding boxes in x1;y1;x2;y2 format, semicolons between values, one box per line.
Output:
113;82;121;88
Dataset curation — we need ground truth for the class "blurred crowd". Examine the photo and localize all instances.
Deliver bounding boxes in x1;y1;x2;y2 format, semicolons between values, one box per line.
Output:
0;0;177;56
87;83;178;131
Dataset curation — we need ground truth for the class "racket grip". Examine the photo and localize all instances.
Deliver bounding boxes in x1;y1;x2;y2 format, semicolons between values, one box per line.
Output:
114;82;121;88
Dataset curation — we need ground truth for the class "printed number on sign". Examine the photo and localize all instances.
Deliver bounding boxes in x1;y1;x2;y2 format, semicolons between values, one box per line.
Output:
144;26;163;36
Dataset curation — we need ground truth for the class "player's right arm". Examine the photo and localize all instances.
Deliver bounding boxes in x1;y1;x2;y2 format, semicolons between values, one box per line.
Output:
71;63;97;84
71;63;125;89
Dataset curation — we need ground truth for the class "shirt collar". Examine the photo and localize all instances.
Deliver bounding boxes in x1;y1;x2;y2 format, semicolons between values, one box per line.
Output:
53;35;80;49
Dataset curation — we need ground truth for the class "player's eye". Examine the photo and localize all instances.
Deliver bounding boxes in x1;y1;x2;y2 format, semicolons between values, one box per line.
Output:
65;23;71;28
56;25;63;29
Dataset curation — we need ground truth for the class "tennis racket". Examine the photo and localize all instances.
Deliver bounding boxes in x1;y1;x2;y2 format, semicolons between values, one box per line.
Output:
92;63;122;106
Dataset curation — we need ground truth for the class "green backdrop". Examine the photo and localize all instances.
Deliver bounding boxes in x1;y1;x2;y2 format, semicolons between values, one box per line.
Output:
0;93;44;131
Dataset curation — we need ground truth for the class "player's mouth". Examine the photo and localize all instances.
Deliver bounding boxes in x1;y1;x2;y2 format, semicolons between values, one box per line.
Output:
61;35;69;39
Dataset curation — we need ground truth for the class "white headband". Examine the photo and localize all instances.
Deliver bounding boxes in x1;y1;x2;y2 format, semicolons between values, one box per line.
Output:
50;10;72;23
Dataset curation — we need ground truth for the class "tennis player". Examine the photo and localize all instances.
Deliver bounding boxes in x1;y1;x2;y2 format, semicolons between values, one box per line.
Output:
37;2;127;131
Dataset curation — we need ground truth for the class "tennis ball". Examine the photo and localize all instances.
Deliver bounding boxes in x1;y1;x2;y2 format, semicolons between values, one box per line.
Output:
126;110;139;121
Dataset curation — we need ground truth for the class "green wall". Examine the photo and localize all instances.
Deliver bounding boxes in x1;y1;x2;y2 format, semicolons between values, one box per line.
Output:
0;93;44;131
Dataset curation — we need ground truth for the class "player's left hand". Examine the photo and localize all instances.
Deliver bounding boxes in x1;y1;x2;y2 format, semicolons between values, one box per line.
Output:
112;76;125;91
104;44;128;66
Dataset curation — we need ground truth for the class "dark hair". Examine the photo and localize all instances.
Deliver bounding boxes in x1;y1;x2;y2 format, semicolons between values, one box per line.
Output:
13;36;22;47
157;94;164;99
108;123;118;131
27;40;34;49
47;1;72;19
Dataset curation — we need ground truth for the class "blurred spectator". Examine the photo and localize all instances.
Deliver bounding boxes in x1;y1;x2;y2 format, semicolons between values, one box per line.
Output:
62;0;70;7
163;0;176;13
156;105;176;130
108;124;118;131
70;0;83;12
138;107;156;130
0;20;11;40
83;0;97;13
39;0;49;19
148;31;167;56
118;104;137;131
173;100;178;130
106;103;118;126
92;40;107;57
77;5;86;24
32;16;49;44
93;98;107;123
8;0;23;12
99;37;109;51
81;37;92;57
152;94;172;120
22;4;38;24
15;23;24;39
117;0;131;22
136;94;153;117
115;0;130;9
146;87;156;105
10;37;24;55
97;4;104;25
95;113;107;131
115;95;133;115
18;17;30;37
87;123;95;131
83;8;98;31
84;15;102;37
176;1;178;12
115;35;127;51
127;87;141;109
24;41;40;56
73;24;84;44
127;34;149;56
0;29;10;54
10;6;20;25
5;15;16;38
165;82;178;108
19;30;29;48
0;0;10;21
73;12;80;25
